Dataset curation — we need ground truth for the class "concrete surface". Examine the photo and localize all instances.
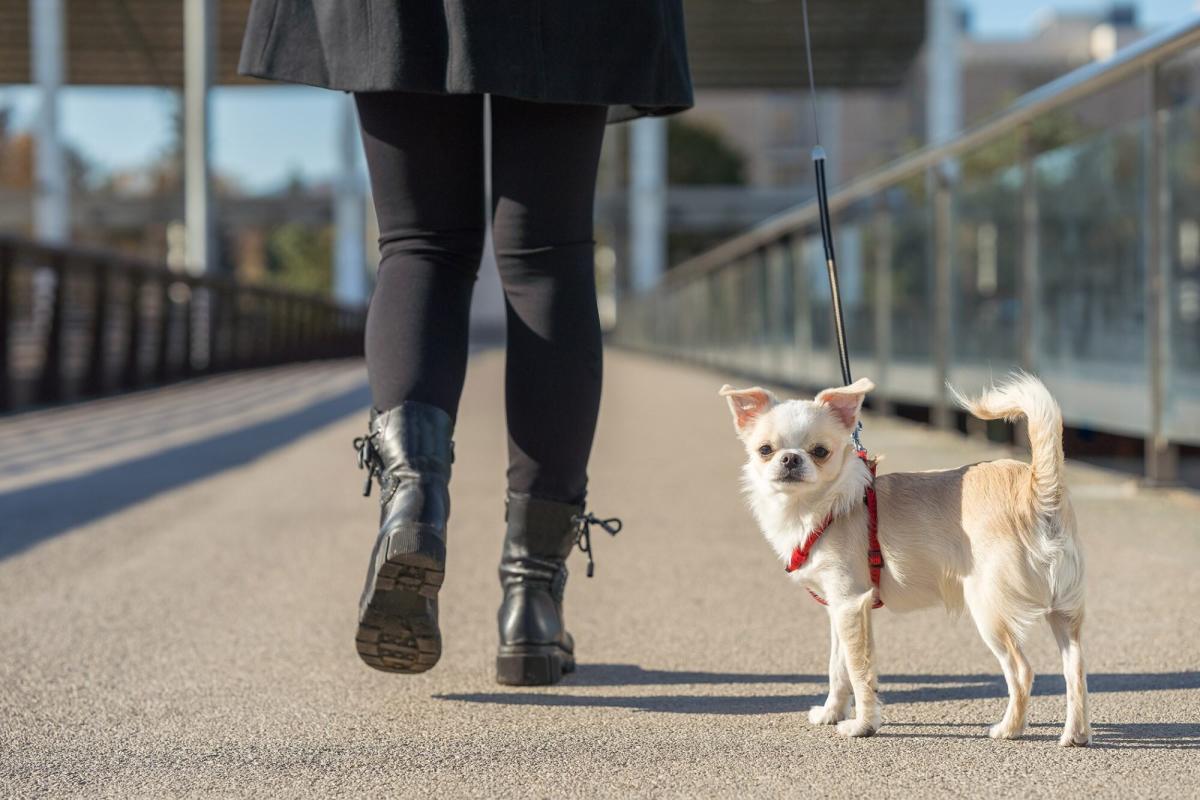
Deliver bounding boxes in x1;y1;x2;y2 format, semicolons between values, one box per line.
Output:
1;351;1198;799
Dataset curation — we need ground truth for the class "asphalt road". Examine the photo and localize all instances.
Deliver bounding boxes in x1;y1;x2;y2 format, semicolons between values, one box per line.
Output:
1;352;1197;798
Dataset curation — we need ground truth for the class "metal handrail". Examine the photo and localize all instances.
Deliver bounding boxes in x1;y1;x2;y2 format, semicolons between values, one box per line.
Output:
665;13;1200;285
0;235;350;308
0;236;368;411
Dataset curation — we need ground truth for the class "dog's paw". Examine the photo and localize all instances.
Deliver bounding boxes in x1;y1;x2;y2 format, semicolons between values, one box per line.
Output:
1058;729;1092;747
808;705;846;726
988;721;1025;740
836;718;878;738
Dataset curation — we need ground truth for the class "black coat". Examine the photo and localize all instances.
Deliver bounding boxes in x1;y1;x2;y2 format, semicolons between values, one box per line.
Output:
238;1;694;122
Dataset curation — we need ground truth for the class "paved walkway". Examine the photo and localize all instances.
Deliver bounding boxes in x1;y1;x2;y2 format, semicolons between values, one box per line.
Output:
1;352;1198;798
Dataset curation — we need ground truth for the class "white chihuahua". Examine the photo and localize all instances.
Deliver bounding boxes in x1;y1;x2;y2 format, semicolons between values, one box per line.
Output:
720;374;1091;745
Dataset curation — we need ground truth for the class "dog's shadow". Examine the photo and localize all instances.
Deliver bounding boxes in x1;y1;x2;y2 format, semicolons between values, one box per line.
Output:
435;664;1200;747
887;721;1200;750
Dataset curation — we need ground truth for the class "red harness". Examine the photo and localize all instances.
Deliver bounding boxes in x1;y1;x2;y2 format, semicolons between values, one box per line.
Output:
784;449;884;609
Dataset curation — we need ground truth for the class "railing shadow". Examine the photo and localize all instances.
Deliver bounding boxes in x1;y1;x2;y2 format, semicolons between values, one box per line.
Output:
436;664;1200;743
0;380;369;561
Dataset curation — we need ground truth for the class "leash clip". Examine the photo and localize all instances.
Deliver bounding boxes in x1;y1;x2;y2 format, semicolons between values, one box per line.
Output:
851;421;865;454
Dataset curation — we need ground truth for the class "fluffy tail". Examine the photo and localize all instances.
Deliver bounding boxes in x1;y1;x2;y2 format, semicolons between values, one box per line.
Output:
951;373;1065;517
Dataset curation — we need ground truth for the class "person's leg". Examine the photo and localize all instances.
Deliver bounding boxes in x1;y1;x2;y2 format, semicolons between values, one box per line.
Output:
490;95;608;686
490;96;608;503
356;91;485;419
352;91;484;674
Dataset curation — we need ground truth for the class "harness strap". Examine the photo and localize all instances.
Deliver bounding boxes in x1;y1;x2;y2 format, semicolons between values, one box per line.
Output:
784;449;883;609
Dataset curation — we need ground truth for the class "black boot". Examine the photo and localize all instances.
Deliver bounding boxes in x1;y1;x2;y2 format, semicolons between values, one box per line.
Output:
353;402;453;673
496;492;621;686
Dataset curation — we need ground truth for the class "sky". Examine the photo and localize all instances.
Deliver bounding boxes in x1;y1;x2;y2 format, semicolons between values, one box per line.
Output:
968;0;1195;34
0;0;1196;194
0;84;346;193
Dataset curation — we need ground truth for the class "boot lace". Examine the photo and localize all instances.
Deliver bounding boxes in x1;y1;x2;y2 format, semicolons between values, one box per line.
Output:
573;512;623;578
353;433;383;497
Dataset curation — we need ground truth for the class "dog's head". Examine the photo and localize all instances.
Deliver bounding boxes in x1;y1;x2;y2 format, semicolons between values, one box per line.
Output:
719;378;874;501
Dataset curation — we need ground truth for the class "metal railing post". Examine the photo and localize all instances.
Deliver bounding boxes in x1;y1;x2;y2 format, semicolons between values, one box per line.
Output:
792;235;813;376
205;286;221;372
1018;124;1040;374
931;170;954;429
123;271;144;390
320;303;334;359
771;237;795;379
872;204;893;416
35;252;65;405
263;291;277;364
0;242;12;411
1144;63;1179;485
281;295;293;362
155;278;173;383
299;299;311;360
231;288;245;369
216;285;234;371
248;289;263;367
84;256;109;396
181;284;195;378
1013;124;1042;449
752;249;770;374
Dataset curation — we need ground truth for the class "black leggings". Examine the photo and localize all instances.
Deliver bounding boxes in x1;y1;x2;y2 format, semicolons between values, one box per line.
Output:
355;92;608;505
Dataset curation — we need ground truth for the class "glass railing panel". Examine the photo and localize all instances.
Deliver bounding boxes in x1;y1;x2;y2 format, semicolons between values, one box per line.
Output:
789;233;814;380
836;212;876;363
949;147;1023;389
1164;50;1200;444
890;196;934;359
957;171;1021;360
1035;118;1149;435
887;188;936;403
763;240;797;381
801;231;841;387
611;20;1200;474
718;265;740;365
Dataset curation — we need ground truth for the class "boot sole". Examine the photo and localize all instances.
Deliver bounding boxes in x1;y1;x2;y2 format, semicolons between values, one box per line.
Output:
356;524;445;674
495;645;576;686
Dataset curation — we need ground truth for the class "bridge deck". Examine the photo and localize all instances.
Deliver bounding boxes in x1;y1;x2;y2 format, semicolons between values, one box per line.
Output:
1;352;1197;798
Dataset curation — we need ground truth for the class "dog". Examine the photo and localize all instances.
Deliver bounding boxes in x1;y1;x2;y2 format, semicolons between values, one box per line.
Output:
720;374;1091;746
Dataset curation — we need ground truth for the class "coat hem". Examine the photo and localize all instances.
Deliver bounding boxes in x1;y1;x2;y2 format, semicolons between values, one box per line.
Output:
236;67;693;124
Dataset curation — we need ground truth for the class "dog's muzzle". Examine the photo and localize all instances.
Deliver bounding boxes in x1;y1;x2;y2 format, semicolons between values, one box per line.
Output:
772;466;806;483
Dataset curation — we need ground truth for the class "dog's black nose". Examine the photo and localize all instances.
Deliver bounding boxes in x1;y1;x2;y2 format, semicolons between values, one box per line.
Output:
780;452;802;469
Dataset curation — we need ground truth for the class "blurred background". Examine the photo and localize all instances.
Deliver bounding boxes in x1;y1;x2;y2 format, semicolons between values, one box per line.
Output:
1;0;1198;483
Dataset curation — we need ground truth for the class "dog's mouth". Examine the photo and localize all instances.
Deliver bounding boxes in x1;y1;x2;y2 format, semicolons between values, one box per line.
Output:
772;470;807;484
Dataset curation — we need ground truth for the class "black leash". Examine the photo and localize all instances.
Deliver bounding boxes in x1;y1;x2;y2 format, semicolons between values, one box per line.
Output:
801;0;864;449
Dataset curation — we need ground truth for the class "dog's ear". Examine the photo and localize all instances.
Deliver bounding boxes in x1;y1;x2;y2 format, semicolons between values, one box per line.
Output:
815;378;875;430
719;385;777;435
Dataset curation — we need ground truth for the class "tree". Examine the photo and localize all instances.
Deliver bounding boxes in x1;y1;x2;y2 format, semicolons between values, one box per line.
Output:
668;118;746;185
265;223;333;294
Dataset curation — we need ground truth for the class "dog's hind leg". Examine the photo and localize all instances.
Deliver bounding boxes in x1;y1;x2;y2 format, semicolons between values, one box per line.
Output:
809;612;853;725
832;592;881;737
1048;610;1092;746
966;590;1032;740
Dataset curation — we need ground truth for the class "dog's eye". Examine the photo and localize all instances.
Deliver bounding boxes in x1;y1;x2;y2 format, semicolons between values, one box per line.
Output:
811;445;830;459
757;444;773;457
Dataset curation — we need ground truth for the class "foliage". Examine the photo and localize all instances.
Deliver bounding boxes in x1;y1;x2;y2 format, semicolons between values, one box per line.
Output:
264;223;334;294
668;118;746;185
961;110;1088;182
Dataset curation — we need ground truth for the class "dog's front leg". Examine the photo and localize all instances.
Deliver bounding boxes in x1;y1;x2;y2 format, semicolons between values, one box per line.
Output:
809;611;852;725
832;592;881;737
